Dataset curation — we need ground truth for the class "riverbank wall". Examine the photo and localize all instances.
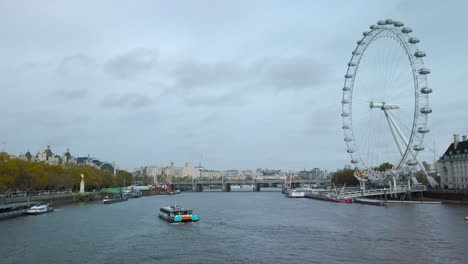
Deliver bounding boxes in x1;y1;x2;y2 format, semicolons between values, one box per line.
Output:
424;190;468;203
0;193;104;206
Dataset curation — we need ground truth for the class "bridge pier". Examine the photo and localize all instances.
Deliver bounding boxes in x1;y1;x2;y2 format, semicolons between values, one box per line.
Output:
254;183;261;192
168;184;175;193
223;183;231;192
192;184;203;192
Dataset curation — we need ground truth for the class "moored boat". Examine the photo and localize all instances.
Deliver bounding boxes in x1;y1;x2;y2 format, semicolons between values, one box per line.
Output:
334;198;353;203
102;195;128;204
285;189;306;198
159;205;199;223
0;202;41;220
26;203;54;215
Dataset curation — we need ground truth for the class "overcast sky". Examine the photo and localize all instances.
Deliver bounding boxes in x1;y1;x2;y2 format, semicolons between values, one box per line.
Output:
0;0;466;171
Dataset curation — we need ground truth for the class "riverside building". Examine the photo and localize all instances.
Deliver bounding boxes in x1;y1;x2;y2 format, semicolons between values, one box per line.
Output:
437;134;468;189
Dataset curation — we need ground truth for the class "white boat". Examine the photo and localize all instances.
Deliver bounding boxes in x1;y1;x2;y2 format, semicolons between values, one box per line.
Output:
285;189;305;198
231;185;254;191
26;204;54;215
102;195;128;204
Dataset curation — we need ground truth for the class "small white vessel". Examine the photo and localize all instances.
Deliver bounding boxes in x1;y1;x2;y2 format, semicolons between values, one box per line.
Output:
285;189;305;198
102;195;128;204
26;203;54;215
231;185;254;192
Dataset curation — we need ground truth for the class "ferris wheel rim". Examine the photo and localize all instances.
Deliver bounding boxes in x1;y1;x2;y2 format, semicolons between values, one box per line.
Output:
341;20;431;172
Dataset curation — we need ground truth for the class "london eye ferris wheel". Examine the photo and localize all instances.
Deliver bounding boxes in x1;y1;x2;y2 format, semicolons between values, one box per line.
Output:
341;19;432;182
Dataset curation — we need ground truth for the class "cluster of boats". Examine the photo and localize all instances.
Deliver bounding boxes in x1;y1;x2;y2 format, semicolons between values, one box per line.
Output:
284;185;354;203
102;189;143;204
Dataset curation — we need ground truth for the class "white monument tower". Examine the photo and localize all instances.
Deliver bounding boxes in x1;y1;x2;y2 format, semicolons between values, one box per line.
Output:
80;174;85;193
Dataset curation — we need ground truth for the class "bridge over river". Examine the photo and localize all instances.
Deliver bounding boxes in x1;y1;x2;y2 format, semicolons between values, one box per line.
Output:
171;179;426;201
171;179;318;192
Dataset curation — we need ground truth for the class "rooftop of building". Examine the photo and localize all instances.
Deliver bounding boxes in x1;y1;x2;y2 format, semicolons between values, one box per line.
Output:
442;134;468;157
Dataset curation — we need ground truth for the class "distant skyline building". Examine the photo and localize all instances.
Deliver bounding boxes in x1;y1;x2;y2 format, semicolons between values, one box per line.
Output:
18;146;116;174
134;163;332;183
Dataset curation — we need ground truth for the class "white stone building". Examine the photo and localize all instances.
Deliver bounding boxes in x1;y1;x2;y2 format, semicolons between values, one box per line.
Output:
200;169;223;179
437;134;468;189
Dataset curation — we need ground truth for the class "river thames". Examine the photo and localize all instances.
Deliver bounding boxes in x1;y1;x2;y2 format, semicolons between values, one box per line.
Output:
0;192;466;264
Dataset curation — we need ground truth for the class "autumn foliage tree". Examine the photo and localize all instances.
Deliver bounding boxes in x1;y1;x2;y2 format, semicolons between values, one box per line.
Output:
331;169;359;186
0;152;133;192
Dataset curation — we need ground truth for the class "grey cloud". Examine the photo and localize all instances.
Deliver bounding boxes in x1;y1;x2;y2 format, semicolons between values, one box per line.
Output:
15;113;90;130
57;54;96;77
47;135;73;148
254;56;328;90
54;54;97;99
168;56;327;107
105;48;158;80
170;56;328;95
100;93;152;109
172;59;246;90
55;87;88;99
183;91;244;107
304;109;339;137
200;113;221;124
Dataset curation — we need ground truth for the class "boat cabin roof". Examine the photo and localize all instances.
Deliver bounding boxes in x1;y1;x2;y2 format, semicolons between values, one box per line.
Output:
160;205;192;213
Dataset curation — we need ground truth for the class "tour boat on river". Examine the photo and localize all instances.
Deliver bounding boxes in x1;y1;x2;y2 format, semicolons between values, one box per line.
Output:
26;203;54;215
159;206;199;223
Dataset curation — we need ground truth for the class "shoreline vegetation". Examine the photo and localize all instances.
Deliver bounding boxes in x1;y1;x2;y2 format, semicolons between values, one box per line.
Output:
0;152;133;194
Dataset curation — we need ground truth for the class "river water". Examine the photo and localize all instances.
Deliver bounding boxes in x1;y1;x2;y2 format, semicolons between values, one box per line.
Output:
0;191;467;264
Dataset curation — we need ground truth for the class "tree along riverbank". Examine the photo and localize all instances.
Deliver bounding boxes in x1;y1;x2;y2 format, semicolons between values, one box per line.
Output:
0;152;132;193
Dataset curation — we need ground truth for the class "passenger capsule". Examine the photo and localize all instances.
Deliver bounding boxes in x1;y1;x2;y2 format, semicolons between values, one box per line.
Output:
341;113;350;117
351;159;359;164
348;62;356;67
420;87;432;94
342;100;350;104
406;160;418;166
385;19;395;25
393;21;404;27
413;145;425;151
414;51;426;58
401;27;412;33
342;125;350;129
420;107;432;114
418;127;430;133
418;68;430;75
343;86;351;91
345;74;353;79
363;31;370;36
377;20;386;26
347;149;356;153
357;40;366;45
344;137;352;142
370;25;379;30
409;37;420;44
352;51;361;55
